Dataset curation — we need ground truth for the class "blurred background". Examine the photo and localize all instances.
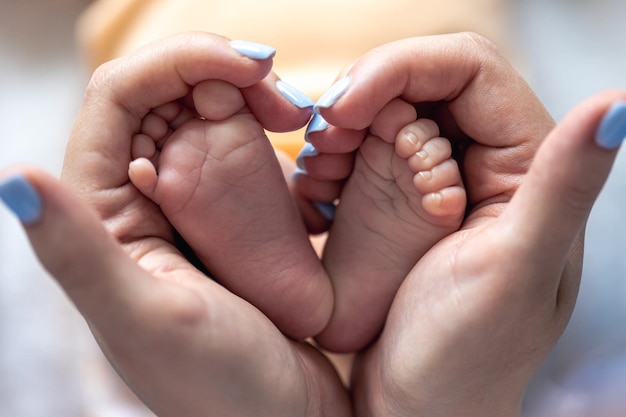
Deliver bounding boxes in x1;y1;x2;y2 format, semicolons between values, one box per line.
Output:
515;2;626;416
0;0;624;416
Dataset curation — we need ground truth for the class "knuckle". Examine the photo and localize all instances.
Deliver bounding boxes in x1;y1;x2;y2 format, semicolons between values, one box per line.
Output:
86;59;118;97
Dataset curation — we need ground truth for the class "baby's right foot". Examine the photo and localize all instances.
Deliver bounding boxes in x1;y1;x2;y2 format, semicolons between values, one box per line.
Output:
300;105;467;352
128;80;333;339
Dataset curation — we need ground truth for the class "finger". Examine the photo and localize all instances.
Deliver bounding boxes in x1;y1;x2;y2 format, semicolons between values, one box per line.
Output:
293;190;335;235
297;151;355;181
0;167;155;321
65;33;276;192
370;98;417;143
316;32;554;149
305;114;366;154
292;169;344;202
315;33;556;211
503;90;626;268
281;152;337;234
242;74;314;132
0;168;348;417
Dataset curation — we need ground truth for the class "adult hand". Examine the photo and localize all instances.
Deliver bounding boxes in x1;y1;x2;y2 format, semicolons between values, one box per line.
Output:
1;33;349;417
312;33;626;416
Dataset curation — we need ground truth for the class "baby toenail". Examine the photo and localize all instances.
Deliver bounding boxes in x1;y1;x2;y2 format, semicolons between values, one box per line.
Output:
416;149;428;160
431;192;443;207
404;131;419;146
418;170;432;181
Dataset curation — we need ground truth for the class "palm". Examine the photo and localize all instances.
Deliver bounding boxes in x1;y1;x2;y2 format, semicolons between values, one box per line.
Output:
352;191;582;415
80;123;349;416
108;257;321;417
63;69;350;415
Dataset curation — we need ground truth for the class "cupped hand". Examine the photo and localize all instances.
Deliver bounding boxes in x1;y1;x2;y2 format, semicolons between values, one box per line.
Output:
3;33;349;417
312;33;626;416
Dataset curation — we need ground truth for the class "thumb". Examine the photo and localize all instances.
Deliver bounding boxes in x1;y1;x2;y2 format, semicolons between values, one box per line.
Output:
0;166;151;319
504;90;626;259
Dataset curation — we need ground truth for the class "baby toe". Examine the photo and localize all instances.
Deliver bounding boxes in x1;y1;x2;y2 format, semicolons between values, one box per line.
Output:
128;157;158;200
141;113;170;142
395;118;440;159
152;101;182;123
422;185;467;219
131;133;157;160
407;136;452;173
370;98;417;143
193;79;246;121
413;158;461;194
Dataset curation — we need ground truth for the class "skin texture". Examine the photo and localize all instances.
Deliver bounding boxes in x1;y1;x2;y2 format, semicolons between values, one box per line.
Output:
57;33;349;417
307;33;626;416
125;80;335;341
1;32;624;417
301;108;468;352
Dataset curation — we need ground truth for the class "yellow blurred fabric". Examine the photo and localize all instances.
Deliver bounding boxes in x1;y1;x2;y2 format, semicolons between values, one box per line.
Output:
76;0;511;160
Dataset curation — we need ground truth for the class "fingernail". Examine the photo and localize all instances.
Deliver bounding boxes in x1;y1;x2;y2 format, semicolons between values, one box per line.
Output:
276;80;314;109
314;76;351;112
597;102;626;150
291;167;308;184
305;113;330;142
0;175;42;224
296;143;319;170
229;40;276;60
312;201;336;221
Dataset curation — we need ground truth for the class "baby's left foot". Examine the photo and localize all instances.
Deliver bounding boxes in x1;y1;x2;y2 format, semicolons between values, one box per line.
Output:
304;109;467;352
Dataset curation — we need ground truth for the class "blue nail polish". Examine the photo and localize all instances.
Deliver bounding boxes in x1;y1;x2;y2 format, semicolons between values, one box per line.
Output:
229;40;276;60
296;143;319;170
597;102;626;149
276;80;314;109
290;167;307;184
0;175;42;224
305;113;330;142
312;201;336;221
314;76;351;112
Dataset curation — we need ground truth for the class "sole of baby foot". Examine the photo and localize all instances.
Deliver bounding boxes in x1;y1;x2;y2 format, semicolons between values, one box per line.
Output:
317;129;466;352
136;114;333;340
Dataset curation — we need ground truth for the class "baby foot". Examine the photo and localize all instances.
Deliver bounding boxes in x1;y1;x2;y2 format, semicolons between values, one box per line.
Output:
314;103;467;352
128;80;333;340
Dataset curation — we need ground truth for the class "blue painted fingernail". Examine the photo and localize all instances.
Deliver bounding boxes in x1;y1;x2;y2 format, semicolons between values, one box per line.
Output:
597;102;626;149
312;201;336;221
229;40;276;60
0;175;42;224
296;143;319;170
314;76;351;112
276;80;314;109
291;167;307;184
305;113;330;142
